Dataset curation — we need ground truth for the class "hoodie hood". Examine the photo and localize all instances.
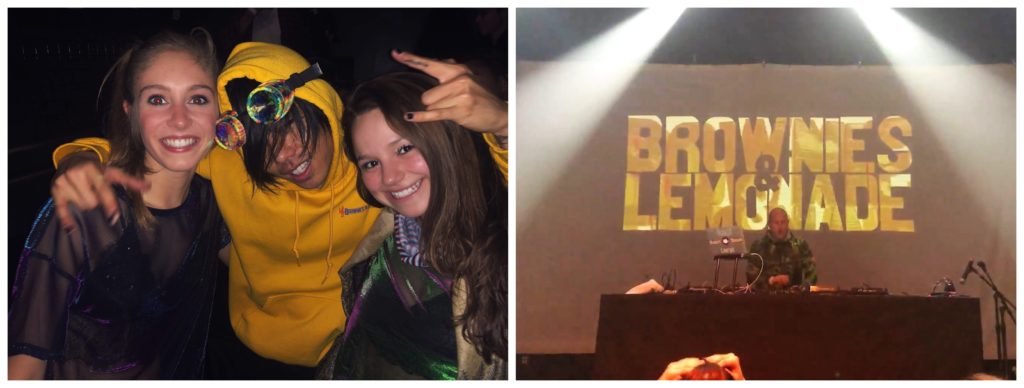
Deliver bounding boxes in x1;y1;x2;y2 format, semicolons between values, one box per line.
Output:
216;41;348;192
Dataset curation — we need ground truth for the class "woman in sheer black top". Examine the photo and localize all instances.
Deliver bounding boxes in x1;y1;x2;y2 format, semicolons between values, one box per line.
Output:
8;29;228;379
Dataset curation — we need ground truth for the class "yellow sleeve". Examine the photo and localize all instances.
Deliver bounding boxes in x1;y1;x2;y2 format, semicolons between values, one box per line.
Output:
52;137;111;168
193;147;215;179
483;133;509;184
53;136;214;179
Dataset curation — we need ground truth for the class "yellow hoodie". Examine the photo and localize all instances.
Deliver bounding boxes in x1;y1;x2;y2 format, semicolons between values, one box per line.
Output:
55;42;380;367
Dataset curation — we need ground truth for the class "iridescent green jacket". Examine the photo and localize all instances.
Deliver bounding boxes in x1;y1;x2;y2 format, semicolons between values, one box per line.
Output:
317;209;507;380
745;231;817;289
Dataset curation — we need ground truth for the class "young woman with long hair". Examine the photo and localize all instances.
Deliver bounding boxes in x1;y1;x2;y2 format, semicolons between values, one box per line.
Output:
319;67;507;379
8;29;228;379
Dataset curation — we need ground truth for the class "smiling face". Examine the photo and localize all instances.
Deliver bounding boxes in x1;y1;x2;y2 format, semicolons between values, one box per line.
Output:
352;108;432;218
266;123;335;189
127;50;218;173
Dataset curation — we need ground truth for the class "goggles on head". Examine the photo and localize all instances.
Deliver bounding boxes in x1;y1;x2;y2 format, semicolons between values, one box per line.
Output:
215;63;323;150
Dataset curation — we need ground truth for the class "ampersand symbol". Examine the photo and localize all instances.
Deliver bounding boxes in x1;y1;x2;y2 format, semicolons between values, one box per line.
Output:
753;154;780;192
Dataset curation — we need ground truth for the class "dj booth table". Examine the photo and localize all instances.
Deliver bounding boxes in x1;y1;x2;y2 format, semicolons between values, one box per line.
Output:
592;293;982;380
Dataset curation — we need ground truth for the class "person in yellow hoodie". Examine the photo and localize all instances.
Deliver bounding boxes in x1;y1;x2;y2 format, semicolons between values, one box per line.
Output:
48;43;508;377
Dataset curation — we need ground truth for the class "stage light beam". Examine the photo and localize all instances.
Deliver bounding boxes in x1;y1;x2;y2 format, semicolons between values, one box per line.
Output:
854;11;1015;342
518;8;685;230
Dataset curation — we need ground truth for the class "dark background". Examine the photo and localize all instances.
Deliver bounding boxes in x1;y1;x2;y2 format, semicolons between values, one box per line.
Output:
7;7;507;292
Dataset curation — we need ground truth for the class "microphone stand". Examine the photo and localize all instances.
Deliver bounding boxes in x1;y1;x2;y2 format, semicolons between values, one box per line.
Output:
971;262;1016;379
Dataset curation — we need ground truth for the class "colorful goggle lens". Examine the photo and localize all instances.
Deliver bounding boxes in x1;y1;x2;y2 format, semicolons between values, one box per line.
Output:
214;111;246;150
246;80;295;124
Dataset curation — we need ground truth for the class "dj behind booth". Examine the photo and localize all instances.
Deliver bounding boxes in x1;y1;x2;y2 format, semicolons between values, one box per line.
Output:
746;208;817;290
605;218;991;380
678;208;817;294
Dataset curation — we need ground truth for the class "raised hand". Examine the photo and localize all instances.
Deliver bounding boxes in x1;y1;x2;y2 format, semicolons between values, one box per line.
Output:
51;155;149;231
705;352;745;380
390;49;508;138
658;357;704;380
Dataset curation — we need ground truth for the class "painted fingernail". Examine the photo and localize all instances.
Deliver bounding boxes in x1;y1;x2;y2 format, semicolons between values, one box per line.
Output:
108;212;120;226
404;112;414;120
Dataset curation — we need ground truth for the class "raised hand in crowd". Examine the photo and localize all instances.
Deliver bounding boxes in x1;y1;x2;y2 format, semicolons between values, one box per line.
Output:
658;353;745;380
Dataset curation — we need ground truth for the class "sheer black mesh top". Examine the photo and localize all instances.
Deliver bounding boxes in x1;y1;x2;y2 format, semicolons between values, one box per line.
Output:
9;176;226;379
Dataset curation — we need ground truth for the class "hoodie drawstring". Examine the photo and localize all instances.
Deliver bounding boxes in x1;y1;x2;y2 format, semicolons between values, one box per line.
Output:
290;181;336;282
293;191;301;266
321;180;336;284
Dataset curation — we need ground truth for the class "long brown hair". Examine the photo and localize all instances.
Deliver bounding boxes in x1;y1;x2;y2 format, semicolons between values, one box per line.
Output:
343;72;508;362
100;28;218;228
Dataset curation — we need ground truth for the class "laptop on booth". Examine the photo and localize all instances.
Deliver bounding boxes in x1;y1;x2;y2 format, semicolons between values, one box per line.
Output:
707;226;748;258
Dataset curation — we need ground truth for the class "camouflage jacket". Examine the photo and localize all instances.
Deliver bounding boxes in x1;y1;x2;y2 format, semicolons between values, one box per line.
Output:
746;231;817;289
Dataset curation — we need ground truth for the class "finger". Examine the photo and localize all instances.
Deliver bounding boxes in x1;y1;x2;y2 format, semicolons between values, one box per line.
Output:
724;369;739;380
53;177;85;209
718;352;737;362
105;168;150;193
419;78;466;106
391;49;470;83
662;359;692;378
659;367;682;381
51;183;78;231
92;173;121;221
54;201;76;232
679;358;702;369
404;107;461;124
67;171;101;211
421;88;473;112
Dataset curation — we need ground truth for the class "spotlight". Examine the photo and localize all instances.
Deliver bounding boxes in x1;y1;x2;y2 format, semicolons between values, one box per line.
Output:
853;8;1014;239
518;8;685;228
